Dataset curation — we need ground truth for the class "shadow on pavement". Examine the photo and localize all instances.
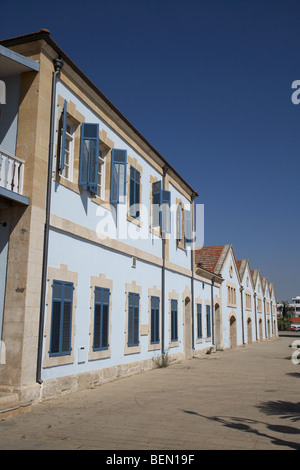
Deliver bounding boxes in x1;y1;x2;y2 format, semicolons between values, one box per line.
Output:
179;409;300;450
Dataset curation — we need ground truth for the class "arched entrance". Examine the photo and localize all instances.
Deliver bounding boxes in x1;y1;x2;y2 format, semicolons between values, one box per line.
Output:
184;297;192;358
229;315;237;349
267;319;270;338
259;318;263;341
247;318;252;345
215;303;221;349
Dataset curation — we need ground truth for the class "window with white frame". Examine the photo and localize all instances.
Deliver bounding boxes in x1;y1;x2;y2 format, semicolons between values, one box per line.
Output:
97;144;106;199
61;121;74;181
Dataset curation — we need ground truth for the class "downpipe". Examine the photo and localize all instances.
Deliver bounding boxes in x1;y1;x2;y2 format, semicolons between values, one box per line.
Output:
36;57;63;385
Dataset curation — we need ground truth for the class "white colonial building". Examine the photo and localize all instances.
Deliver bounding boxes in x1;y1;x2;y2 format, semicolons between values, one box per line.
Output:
0;30;278;412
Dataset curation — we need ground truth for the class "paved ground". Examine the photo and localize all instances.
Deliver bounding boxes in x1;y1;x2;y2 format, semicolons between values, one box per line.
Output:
0;333;299;450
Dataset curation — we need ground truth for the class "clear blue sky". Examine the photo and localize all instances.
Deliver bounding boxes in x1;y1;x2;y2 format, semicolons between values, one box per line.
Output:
2;0;300;302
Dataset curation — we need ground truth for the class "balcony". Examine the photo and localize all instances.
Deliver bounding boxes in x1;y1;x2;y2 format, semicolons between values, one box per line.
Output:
0;148;29;206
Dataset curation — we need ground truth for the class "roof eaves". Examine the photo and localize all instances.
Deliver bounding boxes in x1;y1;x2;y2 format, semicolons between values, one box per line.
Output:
0;29;198;199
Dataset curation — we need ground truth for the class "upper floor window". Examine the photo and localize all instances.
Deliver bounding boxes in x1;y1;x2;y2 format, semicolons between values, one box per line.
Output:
97;144;106;199
79;122;99;194
59;99;75;182
152;181;171;234
110;149;127;204
129;166;141;218
61;121;75;181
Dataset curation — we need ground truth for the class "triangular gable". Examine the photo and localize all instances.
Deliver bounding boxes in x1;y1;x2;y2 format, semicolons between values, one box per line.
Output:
215;245;242;285
237;259;255;291
262;277;271;299
251;269;263;295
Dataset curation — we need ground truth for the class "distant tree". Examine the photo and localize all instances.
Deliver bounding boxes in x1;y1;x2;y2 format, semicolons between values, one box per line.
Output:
277;300;294;330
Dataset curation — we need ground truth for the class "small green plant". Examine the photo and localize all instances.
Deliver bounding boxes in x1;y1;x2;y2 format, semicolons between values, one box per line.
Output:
206;347;213;355
153;351;170;368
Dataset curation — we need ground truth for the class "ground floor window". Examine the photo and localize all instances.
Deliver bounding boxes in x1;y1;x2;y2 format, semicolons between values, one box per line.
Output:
206;305;211;337
128;292;140;347
50;280;73;356
93;287;110;351
150;296;160;344
197;303;202;339
171;299;178;342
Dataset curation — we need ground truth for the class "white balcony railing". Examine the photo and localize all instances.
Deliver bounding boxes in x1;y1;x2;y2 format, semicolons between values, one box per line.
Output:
0;148;24;195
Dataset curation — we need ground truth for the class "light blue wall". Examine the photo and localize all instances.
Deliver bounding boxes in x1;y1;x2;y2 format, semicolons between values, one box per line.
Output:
220;252;242;349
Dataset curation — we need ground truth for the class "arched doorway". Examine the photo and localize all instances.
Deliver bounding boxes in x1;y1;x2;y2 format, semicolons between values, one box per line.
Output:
229;315;237;349
215;303;221;349
259;318;263;341
267;319;270;338
184;297;192;358
247;318;252;345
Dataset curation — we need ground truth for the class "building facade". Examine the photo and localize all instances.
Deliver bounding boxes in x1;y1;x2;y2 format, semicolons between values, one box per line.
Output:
0;30;278;410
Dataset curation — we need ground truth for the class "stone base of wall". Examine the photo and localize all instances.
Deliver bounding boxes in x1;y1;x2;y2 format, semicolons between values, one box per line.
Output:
39;351;186;402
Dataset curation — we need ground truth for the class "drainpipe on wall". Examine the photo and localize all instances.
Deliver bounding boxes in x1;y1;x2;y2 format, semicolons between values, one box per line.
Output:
240;286;245;344
254;292;258;341
161;165;169;355
271;301;274;336
190;192;196;351
211;276;215;346
36;57;63;385
263;297;267;339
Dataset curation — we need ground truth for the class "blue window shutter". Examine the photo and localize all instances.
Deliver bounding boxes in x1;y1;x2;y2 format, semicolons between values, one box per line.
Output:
129;166;141;218
110;149;127;204
93;287;110;351
79;123;99;193
50;280;73;356
160;190;171;234
171;299;178;341
128;292;139;346
184;209;193;245
197;304;202;339
60;100;67;172
177;202;182;241
150;296;160;344
152;181;162;227
206;305;211;337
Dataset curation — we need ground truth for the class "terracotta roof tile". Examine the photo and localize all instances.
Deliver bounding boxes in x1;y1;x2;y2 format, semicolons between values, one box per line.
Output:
195;245;225;274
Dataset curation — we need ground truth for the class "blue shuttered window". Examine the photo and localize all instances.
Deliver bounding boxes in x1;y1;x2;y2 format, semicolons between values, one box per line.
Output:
197;304;202;339
93;287;110;351
184;209;193;245
60;99;67;172
206;305;211;338
128;292;139;347
151;181;171;234
129;166;140;218
177;202;183;241
161;190;171;234
79;123;99;194
152;181;161;228
50;280;73;356
150;296;160;344
110;149;127;204
171;299;178;342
